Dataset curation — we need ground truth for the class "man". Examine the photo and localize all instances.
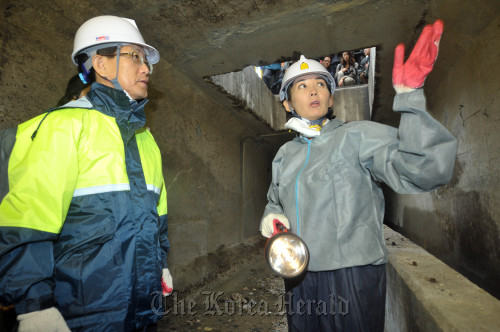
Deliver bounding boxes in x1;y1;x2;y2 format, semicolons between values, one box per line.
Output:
262;62;282;92
0;15;172;331
320;56;331;69
359;48;371;84
320;56;335;76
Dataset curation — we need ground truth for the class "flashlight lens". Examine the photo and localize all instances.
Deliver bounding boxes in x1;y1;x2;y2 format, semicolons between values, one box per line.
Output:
268;234;308;278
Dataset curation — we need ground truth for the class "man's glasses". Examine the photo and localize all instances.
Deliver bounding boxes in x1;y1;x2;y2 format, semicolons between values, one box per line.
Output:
103;52;153;74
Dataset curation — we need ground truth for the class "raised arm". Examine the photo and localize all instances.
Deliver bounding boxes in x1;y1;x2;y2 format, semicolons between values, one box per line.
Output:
359;19;457;193
393;19;444;94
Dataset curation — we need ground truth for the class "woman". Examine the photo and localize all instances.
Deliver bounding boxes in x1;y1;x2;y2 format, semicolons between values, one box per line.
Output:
260;20;455;332
335;51;358;86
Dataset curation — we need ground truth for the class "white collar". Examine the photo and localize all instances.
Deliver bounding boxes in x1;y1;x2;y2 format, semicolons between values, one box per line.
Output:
284;117;329;138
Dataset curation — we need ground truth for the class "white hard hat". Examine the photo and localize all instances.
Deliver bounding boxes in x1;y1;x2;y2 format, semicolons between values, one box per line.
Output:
71;15;159;67
279;55;335;101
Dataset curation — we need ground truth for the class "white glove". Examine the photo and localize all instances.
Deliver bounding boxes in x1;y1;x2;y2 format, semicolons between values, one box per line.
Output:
161;268;173;296
17;307;70;332
261;213;290;238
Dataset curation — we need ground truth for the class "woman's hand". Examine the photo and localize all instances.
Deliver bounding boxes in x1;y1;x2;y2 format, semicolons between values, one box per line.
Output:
393;19;443;93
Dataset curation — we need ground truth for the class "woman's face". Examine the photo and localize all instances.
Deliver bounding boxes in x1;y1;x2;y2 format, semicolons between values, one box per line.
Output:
342;52;350;61
283;75;333;121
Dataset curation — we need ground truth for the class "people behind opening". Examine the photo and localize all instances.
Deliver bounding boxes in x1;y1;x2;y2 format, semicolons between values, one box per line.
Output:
335;51;359;86
320;56;336;77
270;61;291;95
263;49;369;93
359;48;371;84
262;62;282;93
319;49;373;87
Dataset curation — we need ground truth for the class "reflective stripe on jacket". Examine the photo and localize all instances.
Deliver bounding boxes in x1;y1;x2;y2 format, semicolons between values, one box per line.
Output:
0;82;169;331
262;89;457;272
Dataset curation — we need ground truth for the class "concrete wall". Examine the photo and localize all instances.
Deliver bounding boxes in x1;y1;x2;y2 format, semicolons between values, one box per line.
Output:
210;66;286;131
384;13;500;298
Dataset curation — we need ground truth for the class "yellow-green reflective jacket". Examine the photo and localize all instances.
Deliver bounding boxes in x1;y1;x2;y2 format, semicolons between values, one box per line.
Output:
0;83;168;331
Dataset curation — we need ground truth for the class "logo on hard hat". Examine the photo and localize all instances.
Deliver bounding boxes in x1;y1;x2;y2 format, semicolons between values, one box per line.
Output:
96;36;110;41
300;62;309;70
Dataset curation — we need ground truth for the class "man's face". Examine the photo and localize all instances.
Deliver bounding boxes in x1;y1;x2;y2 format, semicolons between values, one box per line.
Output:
322;57;331;68
98;44;151;100
284;75;333;121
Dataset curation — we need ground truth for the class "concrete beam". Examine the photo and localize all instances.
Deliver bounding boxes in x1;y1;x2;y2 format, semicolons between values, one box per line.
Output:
333;85;370;122
385;226;500;331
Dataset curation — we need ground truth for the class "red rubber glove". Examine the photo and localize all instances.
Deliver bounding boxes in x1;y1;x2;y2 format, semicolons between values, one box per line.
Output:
393;19;444;93
161;268;173;296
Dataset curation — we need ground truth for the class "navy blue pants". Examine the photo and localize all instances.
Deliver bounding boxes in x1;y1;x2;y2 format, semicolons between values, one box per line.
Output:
284;264;386;332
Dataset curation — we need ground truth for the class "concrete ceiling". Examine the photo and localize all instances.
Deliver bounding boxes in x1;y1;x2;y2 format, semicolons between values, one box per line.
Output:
2;0;499;128
136;0;499;126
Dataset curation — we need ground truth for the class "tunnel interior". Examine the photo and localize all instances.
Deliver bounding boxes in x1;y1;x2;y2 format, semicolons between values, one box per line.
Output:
1;0;500;330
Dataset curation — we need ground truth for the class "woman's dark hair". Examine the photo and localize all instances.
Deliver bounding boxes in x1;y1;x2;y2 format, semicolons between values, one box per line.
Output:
341;51;356;67
57;74;89;106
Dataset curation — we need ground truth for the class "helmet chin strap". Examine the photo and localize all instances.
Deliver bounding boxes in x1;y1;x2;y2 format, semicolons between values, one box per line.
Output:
110;45;124;91
100;45;132;100
288;104;300;119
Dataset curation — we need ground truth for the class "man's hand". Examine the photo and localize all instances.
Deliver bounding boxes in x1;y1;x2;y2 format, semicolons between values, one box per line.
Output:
17;307;70;332
161;268;173;296
393;19;444;93
261;213;290;238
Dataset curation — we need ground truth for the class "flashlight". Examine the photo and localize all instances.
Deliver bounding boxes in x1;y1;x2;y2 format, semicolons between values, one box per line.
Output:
265;219;309;278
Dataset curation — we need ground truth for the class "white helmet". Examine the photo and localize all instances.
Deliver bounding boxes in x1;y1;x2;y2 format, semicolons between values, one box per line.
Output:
279;55;335;101
71;15;159;68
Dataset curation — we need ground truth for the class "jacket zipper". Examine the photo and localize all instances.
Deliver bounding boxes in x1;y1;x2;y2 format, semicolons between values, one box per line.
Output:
294;138;312;236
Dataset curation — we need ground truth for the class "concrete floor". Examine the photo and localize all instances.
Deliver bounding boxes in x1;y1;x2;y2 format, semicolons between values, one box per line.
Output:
159;245;288;332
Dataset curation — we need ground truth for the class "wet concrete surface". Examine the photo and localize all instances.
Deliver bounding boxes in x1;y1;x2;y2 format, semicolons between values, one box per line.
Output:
158;249;288;331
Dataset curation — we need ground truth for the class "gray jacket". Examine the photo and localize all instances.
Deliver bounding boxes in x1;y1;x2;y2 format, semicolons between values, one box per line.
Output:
261;89;457;271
